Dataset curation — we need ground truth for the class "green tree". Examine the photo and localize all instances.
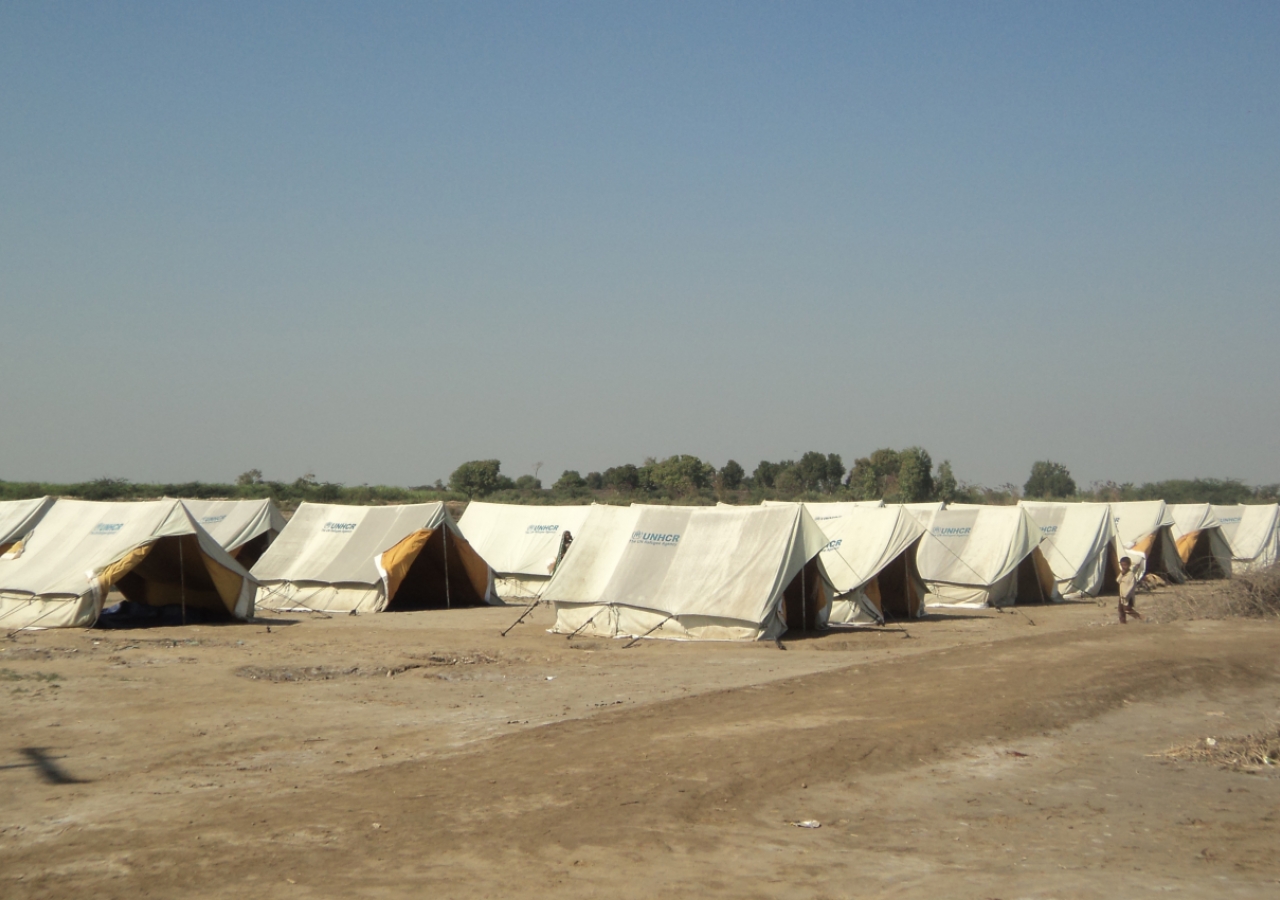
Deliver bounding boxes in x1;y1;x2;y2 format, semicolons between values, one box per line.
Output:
896;447;934;502
584;472;604;490
449;460;504;497
603;464;641;492
514;474;542;491
644;455;715;496
554;470;587;491
847;449;901;500
752;460;782;489
795;452;845;493
719;460;745;491
934;460;958;503
1024;461;1077;499
236;469;263;486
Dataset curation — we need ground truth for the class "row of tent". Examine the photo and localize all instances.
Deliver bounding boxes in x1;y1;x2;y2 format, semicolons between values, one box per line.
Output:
1;496;1276;640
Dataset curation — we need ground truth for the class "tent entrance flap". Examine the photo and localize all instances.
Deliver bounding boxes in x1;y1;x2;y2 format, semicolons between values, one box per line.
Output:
875;543;922;620
111;536;242;617
781;558;826;633
230;531;273;569
1101;543;1120;595
1179;532;1229;580
382;528;490;611
1014;553;1047;604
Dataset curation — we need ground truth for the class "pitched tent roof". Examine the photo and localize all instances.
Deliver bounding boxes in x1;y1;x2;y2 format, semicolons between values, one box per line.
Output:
180;499;287;568
1112;501;1188;583
543;502;832;641
1212;504;1280;572
916;506;1055;607
0;499;255;629
456;502;593;600
1168;504;1233;579
1019;501;1131;598
0;497;55;559
251;502;496;614
810;504;927;624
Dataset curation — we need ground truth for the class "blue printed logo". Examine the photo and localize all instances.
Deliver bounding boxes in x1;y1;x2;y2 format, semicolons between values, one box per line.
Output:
1040;524;1059;535
525;524;561;534
821;538;843;552
933;526;972;538
201;515;227;525
322;522;358;534
1219;516;1242;524
630;531;681;546
91;523;124;535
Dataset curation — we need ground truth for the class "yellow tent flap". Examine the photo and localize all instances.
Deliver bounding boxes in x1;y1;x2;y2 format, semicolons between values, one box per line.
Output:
380;528;436;602
95;543;155;600
863;576;883;615
1175;531;1200;564
1032;547;1057;599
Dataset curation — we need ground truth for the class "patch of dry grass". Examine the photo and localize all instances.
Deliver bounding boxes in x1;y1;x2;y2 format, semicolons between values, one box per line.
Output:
1150;565;1280;621
1156;727;1280;773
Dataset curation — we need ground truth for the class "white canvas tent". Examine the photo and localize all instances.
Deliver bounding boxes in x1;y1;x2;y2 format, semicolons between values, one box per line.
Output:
917;506;1056;608
1212;504;1280;573
0;499;256;629
456;502;593;600
180;499;287;568
1112;501;1187;584
1019;501;1133;598
544;502;832;641
812;504;927;624
252;502;496;614
0;497;55;560
896;501;946;524
1168;504;1233;579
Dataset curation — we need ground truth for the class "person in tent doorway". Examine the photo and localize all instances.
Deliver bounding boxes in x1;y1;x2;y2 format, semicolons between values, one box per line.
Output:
550;530;574;574
1118;556;1142;623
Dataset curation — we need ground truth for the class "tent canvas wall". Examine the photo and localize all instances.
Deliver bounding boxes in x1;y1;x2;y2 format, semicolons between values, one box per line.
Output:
1168;504;1233;579
1112;501;1188;584
544;502;832;642
0;497;54;559
180;499;287;569
811;504;927;624
0;499;255;629
1019;501;1131;598
1212;504;1280;573
917;506;1055;608
456;502;593;600
252;502;495;614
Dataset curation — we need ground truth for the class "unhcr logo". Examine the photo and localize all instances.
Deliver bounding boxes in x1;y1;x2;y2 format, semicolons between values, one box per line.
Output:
91;523;124;535
821;538;843;552
201;515;227;524
1040;525;1059;535
813;515;842;522
322;522;358;534
933;526;972;537
1219;516;1242;524
630;531;681;546
525;524;561;534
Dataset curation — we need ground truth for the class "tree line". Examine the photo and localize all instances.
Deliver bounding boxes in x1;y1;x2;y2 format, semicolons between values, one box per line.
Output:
3;453;1276;509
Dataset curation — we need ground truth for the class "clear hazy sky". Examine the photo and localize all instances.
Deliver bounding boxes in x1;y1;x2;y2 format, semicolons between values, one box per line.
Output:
3;2;1277;489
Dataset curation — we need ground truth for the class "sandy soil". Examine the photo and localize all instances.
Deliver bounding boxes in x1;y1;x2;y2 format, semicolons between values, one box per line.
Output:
2;584;1278;898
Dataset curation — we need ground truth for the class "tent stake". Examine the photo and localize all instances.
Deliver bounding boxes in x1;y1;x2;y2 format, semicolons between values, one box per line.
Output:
563;607;604;640
501;598;540;637
622;613;675;648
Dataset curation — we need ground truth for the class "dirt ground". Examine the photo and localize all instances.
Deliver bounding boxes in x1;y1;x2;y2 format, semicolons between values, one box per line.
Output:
3;584;1279;899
